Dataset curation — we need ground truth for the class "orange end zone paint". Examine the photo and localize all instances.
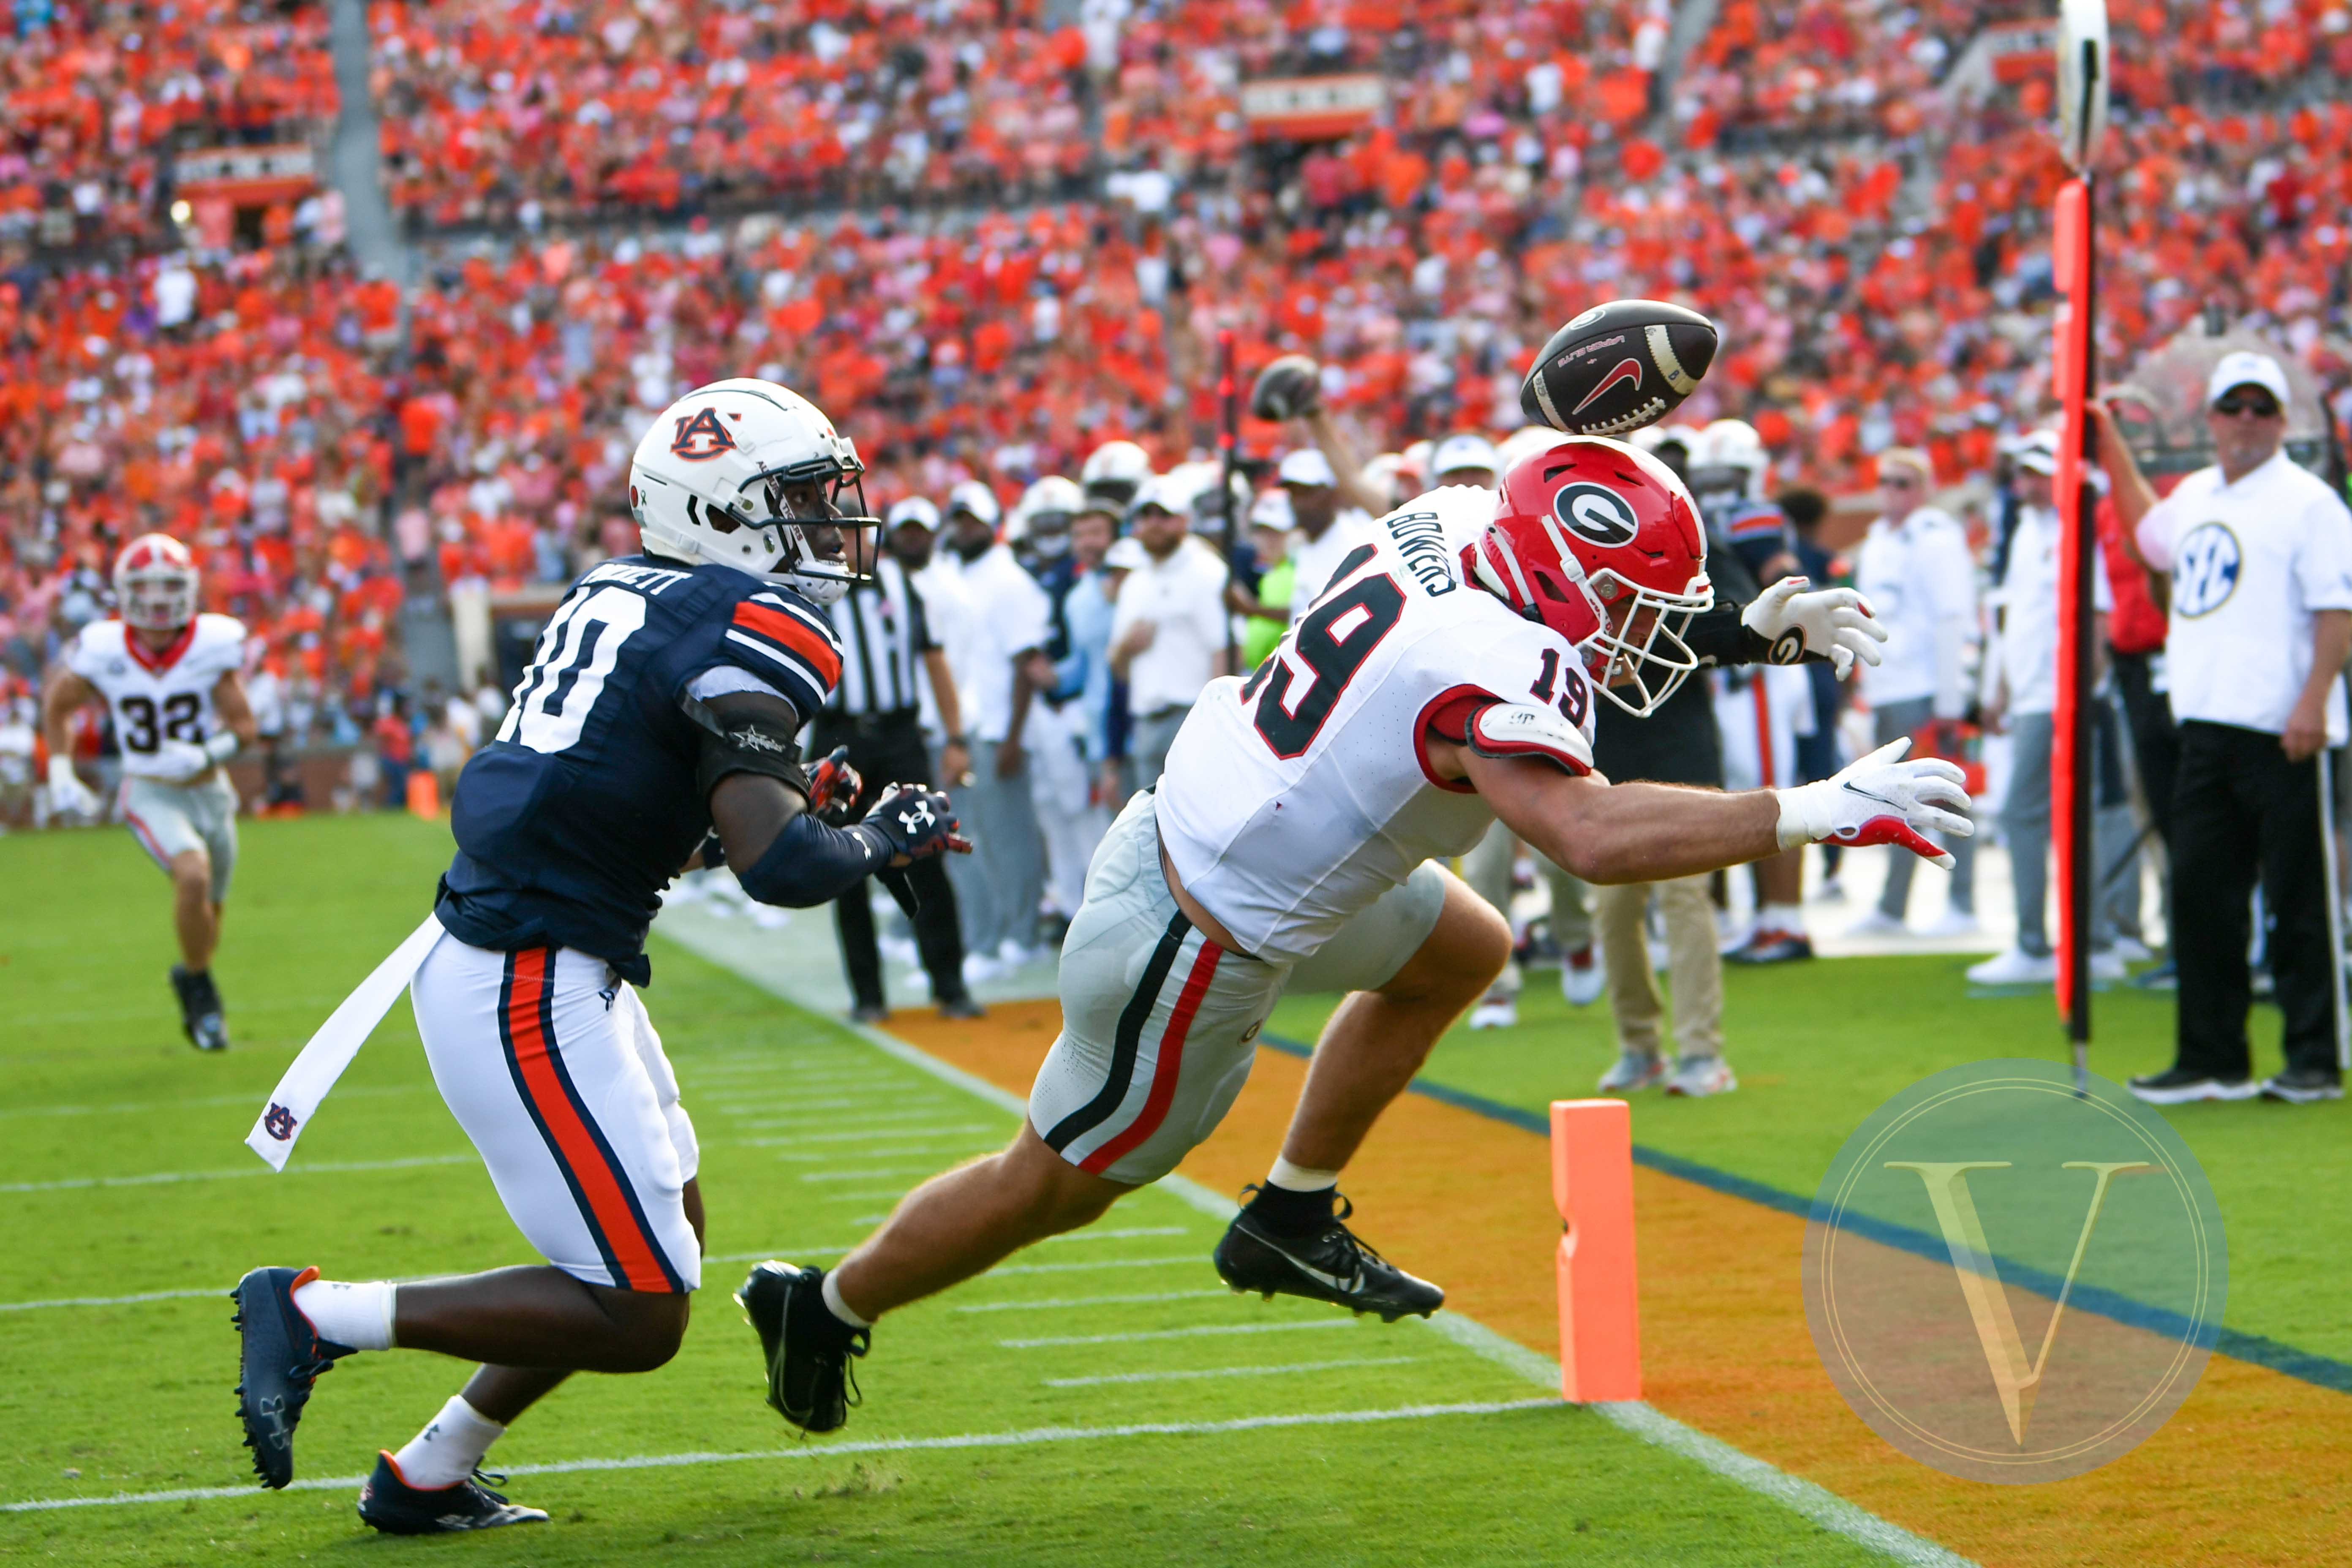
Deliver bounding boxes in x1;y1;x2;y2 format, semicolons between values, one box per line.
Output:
887;1001;2352;1568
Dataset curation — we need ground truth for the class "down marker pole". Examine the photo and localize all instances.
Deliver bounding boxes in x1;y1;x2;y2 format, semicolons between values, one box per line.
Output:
1551;1099;1641;1402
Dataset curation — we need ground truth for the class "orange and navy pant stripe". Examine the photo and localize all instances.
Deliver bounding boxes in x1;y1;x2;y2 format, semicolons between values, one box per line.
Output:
496;947;686;1293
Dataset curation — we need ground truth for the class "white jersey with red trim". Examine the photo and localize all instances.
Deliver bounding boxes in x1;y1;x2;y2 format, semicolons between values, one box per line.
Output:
63;614;246;778
1155;485;1595;964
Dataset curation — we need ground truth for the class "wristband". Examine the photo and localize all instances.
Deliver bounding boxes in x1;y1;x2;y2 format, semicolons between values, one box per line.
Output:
1773;784;1827;852
202;731;240;763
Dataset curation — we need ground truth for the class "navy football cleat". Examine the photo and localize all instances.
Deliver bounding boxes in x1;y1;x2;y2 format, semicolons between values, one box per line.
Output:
171;964;228;1052
231;1266;353;1489
1213;1195;1446;1323
357;1452;548;1535
738;1261;868;1433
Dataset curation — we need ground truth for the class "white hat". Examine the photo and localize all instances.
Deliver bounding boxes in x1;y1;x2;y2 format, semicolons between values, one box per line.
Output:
1249;487;1295;531
1429;432;1500;479
887;495;941;531
1103;537;1150;571
2014;428;2061;476
1127;471;1193;518
946;479;1001;525
2206;350;2290;410
1276;448;1338;487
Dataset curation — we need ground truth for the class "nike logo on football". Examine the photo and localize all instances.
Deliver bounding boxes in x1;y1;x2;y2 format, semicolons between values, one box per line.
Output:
1570;357;1644;416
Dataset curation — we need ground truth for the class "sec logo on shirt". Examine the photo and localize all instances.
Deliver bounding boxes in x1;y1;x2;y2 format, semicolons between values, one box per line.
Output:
2172;522;2242;618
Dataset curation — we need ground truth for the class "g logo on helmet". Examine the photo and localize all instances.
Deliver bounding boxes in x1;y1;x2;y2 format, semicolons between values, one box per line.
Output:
1552;482;1640;547
670;407;738;462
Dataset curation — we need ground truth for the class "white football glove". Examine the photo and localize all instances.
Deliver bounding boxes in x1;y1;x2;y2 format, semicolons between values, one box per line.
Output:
1740;578;1887;679
1774;738;1972;868
150;738;213;783
46;754;100;817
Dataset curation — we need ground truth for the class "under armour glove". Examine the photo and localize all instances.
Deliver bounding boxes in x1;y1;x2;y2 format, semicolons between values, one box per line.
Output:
1740;578;1887;678
861;783;972;860
805;746;864;824
46;754;99;817
1774;738;1972;868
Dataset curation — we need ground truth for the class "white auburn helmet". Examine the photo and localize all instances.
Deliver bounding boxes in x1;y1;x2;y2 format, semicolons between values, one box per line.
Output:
1009;475;1084;550
628;378;878;606
1080;439;1152;510
1687;419;1771;501
113;533;199;632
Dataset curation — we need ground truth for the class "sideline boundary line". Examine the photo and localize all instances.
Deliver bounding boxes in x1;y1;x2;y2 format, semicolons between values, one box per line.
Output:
0;1399;1561;1513
1257;1032;2352;1396
820;1004;1977;1568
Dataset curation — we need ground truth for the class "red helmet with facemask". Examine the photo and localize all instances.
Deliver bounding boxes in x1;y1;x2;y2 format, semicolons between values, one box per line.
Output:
112;533;199;633
1463;435;1712;716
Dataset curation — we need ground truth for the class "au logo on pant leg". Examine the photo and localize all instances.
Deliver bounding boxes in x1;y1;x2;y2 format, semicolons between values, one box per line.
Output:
1804;1059;2225;1483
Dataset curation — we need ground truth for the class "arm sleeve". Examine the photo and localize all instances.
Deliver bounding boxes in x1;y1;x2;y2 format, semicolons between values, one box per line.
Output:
2135;490;2181;572
735;810;894;908
709;588;845;719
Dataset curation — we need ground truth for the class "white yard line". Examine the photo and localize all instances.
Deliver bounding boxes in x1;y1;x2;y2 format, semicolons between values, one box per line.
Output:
1002;1319;1359;1349
991;1256;1201;1277
0;1085;421;1123
1046;1356;1420;1388
1043;1226;1187;1243
0;1287;225;1313
952;1290;1230;1314
797;1166;947;1183
0;1399;1562;1514
732;1124;993;1144
768;1146;992;1163
725;1102;959;1123
0;1153;473;1196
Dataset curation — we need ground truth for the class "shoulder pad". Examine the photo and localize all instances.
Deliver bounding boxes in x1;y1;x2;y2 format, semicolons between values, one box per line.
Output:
1467;700;1593;776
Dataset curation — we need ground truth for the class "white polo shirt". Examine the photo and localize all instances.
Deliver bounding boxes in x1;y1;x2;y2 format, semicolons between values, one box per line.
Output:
2137;449;2352;741
1110;535;1231;717
1285;506;1379;621
931;542;1052;744
1854;506;1978;710
1995;501;2113;717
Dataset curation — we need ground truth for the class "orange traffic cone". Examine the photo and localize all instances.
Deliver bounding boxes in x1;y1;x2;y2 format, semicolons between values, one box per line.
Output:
406;769;441;819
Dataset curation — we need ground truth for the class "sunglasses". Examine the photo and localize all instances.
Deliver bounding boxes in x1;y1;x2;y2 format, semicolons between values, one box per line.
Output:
1884;474;1922;490
2212;395;2281;419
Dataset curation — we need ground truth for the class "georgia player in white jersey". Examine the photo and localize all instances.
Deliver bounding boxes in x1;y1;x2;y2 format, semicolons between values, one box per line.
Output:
734;434;1962;1434
42;534;256;1051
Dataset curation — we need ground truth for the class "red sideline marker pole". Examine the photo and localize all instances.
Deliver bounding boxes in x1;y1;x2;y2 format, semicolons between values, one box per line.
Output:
1552;1099;1640;1402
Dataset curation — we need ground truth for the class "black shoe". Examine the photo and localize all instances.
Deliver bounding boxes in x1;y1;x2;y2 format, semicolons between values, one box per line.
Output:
357;1452;548;1534
1728;931;1814;965
171;965;229;1051
231;1266;354;1489
2127;1067;2259;1105
936;994;985;1020
1213;1191;1444;1322
848;1002;888;1025
737;1262;868;1433
2260;1066;2345;1104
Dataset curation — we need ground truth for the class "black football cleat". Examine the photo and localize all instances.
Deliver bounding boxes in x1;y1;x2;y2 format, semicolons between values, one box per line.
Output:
171;965;228;1051
231;1266;354;1489
357;1452;548;1535
1214;1192;1445;1323
738;1261;868;1433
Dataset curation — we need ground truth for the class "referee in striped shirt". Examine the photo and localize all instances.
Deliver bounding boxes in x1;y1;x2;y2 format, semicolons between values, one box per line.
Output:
816;525;983;1021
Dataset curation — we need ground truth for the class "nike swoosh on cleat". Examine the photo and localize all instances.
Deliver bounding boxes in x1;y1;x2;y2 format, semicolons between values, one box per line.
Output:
1272;1251;1363;1296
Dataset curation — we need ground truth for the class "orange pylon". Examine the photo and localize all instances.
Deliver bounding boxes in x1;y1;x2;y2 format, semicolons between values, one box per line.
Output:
1552;1098;1641;1401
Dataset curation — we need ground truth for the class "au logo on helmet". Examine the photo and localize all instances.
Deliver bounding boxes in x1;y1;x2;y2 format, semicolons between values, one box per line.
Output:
1552;482;1640;547
670;407;739;461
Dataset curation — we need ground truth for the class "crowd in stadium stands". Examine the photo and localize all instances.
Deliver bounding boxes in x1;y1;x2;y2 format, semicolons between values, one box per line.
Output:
0;0;338;250
2;0;2348;815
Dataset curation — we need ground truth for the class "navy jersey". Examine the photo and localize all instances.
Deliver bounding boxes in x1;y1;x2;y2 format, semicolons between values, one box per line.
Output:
435;555;844;982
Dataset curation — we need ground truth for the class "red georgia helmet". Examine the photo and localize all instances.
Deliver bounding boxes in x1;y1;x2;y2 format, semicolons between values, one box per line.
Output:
1465;435;1712;716
113;533;199;632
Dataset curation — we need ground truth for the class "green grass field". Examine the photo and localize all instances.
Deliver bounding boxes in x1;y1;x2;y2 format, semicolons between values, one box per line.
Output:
1271;912;2352;1367
0;815;1927;1565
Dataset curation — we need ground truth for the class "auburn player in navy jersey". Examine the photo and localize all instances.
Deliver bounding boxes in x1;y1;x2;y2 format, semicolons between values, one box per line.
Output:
229;380;966;1535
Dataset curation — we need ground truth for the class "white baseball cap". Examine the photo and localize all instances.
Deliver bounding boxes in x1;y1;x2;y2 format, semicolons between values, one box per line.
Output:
2206;350;2290;410
1430;432;1500;479
887;495;941;531
1249;487;1295;531
1127;471;1193;518
1102;537;1150;571
946;479;1001;525
1276;448;1338;488
2014;428;2061;476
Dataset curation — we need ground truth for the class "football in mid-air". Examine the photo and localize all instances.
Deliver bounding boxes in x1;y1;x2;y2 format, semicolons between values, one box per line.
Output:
1250;353;1323;420
1519;299;1718;437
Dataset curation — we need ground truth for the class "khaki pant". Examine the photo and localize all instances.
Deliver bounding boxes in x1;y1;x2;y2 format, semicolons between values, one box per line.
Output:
1460;819;1591;996
1593;874;1722;1060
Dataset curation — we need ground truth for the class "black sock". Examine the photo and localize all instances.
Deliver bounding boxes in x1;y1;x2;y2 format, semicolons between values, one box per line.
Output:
1246;1181;1338;1238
